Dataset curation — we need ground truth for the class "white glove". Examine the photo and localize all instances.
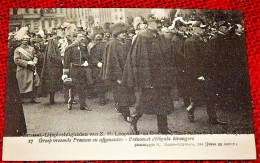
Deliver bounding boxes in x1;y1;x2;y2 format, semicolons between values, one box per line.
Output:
81;61;89;67
28;61;35;66
62;75;68;81
97;62;102;68
198;76;205;81
117;80;122;84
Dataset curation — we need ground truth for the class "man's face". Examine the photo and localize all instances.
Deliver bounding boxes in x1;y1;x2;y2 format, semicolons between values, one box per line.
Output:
21;38;29;45
94;33;103;41
148;21;159;31
103;32;111;40
75;35;85;42
128;33;135;39
117;32;127;40
219;26;229;34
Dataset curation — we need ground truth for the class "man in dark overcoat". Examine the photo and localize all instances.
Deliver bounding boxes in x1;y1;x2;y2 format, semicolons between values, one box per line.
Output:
62;33;92;111
4;34;27;136
185;22;226;126
38;33;63;104
87;26;107;105
102;23;136;122
171;22;189;106
122;15;176;134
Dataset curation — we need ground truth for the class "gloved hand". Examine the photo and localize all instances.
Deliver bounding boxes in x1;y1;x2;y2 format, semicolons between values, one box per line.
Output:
117;80;122;84
28;61;35;66
97;62;102;68
198;76;205;81
62;75;68;81
81;61;89;67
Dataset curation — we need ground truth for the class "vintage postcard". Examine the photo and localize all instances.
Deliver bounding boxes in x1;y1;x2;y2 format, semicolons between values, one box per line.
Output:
2;8;256;160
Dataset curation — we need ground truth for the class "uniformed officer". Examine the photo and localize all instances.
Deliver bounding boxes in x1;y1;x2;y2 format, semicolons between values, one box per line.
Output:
122;14;176;134
185;21;226;126
14;35;40;103
62;33;92;111
87;26;107;105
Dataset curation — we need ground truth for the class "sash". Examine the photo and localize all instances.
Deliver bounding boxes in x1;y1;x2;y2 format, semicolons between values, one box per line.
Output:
17;47;33;61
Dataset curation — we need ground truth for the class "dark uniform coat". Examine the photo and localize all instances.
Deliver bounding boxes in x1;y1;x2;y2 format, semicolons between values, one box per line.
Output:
102;38;136;107
122;29;176;115
171;34;186;97
4;39;27;136
38;38;63;96
183;35;206;103
88;41;107;96
64;42;90;85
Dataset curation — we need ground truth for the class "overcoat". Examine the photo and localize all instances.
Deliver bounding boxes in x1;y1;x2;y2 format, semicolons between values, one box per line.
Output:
101;38;136;107
122;29;176;89
38;38;63;96
14;45;40;94
4;39;27;136
122;29;176;115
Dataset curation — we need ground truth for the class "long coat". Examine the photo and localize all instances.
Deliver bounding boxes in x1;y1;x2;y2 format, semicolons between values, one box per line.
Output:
64;42;92;86
122;29;176;115
101;38;136;107
209;33;250;109
101;38;129;82
122;29;176;89
38;38;63;96
88;41;106;81
4;39;27;136
14;45;40;94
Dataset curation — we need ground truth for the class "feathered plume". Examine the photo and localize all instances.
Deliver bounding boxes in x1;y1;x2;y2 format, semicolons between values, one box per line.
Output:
15;26;29;40
62;22;77;37
133;17;142;30
37;29;45;38
151;9;169;20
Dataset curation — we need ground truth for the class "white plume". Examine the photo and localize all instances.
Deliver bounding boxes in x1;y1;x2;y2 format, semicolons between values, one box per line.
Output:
151;9;169;19
15;26;29;40
37;29;45;38
133;17;142;30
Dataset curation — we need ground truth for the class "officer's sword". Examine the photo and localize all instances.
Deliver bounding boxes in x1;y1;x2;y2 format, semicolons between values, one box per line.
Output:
68;63;73;110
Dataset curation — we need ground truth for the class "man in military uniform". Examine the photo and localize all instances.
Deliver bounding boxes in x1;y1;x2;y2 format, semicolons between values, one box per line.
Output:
62;33;91;111
171;21;189;106
102;23;136;122
184;21;226;126
103;22;112;42
14;35;40;103
122;15;176;134
87;26;107;105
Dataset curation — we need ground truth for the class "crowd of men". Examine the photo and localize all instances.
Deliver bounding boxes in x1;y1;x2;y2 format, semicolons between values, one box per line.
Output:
7;11;250;135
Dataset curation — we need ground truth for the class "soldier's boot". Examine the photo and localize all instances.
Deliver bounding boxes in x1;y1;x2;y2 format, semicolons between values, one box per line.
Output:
187;102;198;123
120;107;131;123
157;115;173;134
129;113;143;135
49;93;55;105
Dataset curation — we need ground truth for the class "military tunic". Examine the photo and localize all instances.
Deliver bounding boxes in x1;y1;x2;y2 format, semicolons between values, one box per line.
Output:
14;45;40;94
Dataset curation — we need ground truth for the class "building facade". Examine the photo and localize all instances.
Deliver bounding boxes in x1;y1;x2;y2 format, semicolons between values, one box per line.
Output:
9;8;152;32
9;8;94;32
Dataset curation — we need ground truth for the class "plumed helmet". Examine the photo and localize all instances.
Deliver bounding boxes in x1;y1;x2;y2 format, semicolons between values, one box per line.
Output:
15;26;29;41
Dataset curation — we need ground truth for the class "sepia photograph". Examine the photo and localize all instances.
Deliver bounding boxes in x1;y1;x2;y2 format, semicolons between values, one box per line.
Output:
4;8;254;137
